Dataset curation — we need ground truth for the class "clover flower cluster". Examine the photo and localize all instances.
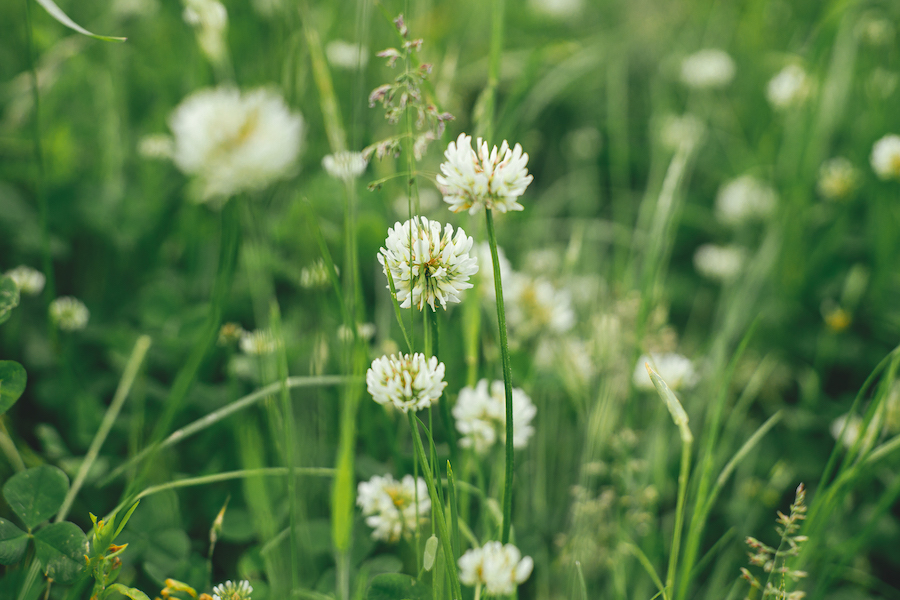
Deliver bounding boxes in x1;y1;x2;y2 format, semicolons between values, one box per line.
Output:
322;151;368;181
49;297;90;331
366;353;446;413
452;379;537;454
680;49;735;89
693;244;746;282
715;175;778;226
6;266;45;296
766;64;813;110
378;216;478;311
211;580;253;600
505;273;575;340
239;329;277;355
458;542;533;596
870;134;900;180
182;0;228;65
357;474;429;542
817;157;859;200
436;133;534;215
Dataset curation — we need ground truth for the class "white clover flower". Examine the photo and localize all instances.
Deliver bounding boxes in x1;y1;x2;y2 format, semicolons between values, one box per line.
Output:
322;151;368;181
693;244;746;282
366;353;447;413
633;353;698;391
817;157;859;200
378;217;478;312
830;413;881;450
212;580;253;600
715;175;778;226
766;64;813;110
453;379;537;454
182;0;228;64
458;542;534;596
138;134;174;160
506;274;575;340
357;474;429;542
300;258;337;289
680;49;736;89
6;266;45;296
239;329;277;355
659;114;706;152
169;87;304;201
870;134;900;181
436;133;533;215
49;297;89;331
325;40;369;70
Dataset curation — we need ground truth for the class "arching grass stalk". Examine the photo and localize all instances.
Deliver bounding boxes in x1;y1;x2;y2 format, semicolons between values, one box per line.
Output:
484;209;515;544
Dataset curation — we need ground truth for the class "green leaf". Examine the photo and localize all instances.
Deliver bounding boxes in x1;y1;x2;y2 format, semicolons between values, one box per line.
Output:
0;361;27;415
366;574;431;600
34;521;87;583
106;583;152;600
3;465;69;530
0;275;19;326
33;0;126;42
0;518;29;565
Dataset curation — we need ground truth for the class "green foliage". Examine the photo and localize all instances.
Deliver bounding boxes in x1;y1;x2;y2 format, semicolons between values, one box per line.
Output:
3;465;68;531
366;573;431;600
0;276;19;326
0;361;27;415
33;521;86;583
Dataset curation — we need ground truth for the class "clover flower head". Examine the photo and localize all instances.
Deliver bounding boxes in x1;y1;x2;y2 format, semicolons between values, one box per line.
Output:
366;353;447;413
506;273;575;340
659;114;706;152
300;258;337;289
138;134;174;160
182;0;228;63
458;542;534;595
633;353;698;391
6;266;45;296
357;474;429;542
49;297;89;331
212;580;252;600
817;157;859;200
870;134;900;180
680;49;735;89
322;151;368;180
169;86;304;201
239;329;277;355
453;379;537;454
693;244;746;282
715;175;777;226
436;133;533;215
767;64;813;110
378;217;478;311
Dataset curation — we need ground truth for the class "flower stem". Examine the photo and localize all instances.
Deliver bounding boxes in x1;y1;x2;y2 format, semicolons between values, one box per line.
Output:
484;208;515;544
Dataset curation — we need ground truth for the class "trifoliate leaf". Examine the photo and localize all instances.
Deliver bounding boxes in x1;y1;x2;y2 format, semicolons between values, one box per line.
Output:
3;465;69;530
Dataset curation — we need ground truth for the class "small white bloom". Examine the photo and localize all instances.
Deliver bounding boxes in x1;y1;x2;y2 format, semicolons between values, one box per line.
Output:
633;353;698;391
6;266;45;295
138;134;174;160
325;40;369;70
506;274;575;339
436;133;533;215
357;474;429;542
680;49;736;89
766;64;813;110
337;322;376;342
458;541;534;596
169;87;304;201
453;380;537;454
300;258;337;289
182;0;228;63
322;151;368;181
830;413;881;450
239;329;277;355
870;134;900;180
817;157;859;200
659;114;706;152
693;244;746;282
528;0;582;19
715;175;777;226
366;353;447;413
378;217;478;311
49;297;89;331
212;579;253;600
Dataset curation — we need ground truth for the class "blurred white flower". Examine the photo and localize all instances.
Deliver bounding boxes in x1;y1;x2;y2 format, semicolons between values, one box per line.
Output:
680;49;735;89
212;579;253;600
458;541;534;595
325;40;369;70
169;87;304;201
506;274;575;339
660;114;706;152
817;157;859;201
453;379;537;454
322;151;368;181
378;217;478;311
138;134;174;160
239;329;277;355
366;353;447;413
337;322;376;342
436;133;533;215
830;412;881;450
300;258;337;289
49;297;89;331
357;474;429;542
528;0;582;19
633;353;698;391
693;244;745;282
715;175;777;226
870;134;900;180
766;64;813;110
182;0;228;64
6;266;45;296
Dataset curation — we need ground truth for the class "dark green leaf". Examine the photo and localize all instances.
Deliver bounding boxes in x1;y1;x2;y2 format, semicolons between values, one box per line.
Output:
0;360;27;415
106;583;151;600
33;0;126;42
3;465;69;530
0;518;29;565
366;573;431;600
0;275;19;326
33;521;87;583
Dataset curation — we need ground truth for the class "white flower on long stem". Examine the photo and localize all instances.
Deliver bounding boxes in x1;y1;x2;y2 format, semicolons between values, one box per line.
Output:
680;49;735;89
322;151;368;181
357;474;429;542
169;87;304;201
633;353;698;391
715;175;777;226
458;541;534;596
49;297;89;331
366;353;447;413
211;580;253;600
766;64;813;110
378;217;478;311
870;134;900;180
817;157;859;201
505;273;575;339
436;133;533;215
6;266;45;296
453;380;536;454
693;244;746;282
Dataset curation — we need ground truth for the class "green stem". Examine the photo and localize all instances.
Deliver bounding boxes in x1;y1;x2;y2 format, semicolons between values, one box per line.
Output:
666;437;692;598
484;209;515;544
